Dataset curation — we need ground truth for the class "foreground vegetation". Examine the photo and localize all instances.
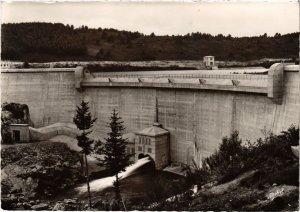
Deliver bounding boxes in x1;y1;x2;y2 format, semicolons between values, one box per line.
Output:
2;22;298;62
94;109;132;210
143;126;299;211
190;127;299;185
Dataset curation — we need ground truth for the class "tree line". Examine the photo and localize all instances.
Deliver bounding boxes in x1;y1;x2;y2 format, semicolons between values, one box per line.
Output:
1;22;298;62
73;101;131;210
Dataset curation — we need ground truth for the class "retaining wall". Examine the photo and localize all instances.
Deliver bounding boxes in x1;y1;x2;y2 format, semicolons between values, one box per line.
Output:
1;65;299;165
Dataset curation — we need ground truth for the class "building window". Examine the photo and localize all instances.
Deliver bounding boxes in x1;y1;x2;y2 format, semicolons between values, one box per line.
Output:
147;148;152;153
138;146;142;151
139;137;141;144
127;147;130;153
144;138;151;145
131;148;135;154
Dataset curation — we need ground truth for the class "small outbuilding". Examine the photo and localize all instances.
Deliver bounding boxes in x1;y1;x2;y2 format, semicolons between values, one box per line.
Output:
9;124;30;143
135;122;170;169
203;56;215;67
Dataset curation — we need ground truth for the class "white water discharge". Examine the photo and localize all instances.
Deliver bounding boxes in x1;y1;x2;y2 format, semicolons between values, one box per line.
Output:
76;157;152;193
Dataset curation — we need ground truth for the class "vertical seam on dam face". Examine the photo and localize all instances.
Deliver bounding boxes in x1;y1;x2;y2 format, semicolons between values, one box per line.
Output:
174;89;178;162
272;103;278;133
231;95;237;134
1;65;299;165
193;92;196;155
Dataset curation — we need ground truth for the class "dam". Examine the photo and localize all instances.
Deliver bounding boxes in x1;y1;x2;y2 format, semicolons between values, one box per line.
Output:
1;63;299;166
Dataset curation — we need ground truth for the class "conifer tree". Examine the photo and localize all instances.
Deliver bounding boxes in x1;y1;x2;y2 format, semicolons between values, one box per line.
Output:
73;100;97;209
94;109;132;208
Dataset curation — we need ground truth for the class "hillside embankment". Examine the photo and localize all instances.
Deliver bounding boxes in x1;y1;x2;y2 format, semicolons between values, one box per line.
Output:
1;141;83;210
144;170;299;211
139;127;299;211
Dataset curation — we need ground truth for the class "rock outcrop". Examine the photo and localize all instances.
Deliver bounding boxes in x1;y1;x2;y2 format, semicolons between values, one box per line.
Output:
1;102;34;143
1;141;82;210
2;102;34;126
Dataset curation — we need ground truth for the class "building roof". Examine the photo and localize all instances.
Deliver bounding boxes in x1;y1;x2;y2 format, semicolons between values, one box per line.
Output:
122;132;136;143
9;123;29;127
136;123;169;137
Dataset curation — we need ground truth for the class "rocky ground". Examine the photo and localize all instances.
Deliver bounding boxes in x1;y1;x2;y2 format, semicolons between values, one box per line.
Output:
1;141;83;210
143;166;299;211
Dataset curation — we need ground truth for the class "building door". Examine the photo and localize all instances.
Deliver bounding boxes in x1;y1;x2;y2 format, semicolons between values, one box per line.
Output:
13;130;20;142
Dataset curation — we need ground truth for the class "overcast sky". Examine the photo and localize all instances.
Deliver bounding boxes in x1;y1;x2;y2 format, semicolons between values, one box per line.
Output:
1;1;299;36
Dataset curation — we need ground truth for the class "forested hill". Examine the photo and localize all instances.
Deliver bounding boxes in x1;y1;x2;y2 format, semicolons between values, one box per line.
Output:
1;22;299;62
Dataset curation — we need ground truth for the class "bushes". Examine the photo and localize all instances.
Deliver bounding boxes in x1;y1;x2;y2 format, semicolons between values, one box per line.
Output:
187;126;299;185
243;126;299;172
150;126;299;211
203;131;247;183
185;160;210;187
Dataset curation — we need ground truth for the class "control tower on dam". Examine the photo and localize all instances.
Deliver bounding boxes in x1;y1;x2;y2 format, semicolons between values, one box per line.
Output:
1;64;299;166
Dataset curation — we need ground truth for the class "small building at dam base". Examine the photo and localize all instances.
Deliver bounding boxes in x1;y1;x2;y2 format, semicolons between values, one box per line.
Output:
135;122;170;169
9;124;30;143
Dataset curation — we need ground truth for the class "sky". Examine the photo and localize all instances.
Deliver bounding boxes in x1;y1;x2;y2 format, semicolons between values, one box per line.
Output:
1;1;299;37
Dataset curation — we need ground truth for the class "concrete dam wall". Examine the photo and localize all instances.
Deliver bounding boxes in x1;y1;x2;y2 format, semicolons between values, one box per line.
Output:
1;64;299;165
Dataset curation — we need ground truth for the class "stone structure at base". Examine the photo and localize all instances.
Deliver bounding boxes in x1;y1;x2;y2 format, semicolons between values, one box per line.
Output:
6;122;78;143
135;122;170;169
9;124;30;143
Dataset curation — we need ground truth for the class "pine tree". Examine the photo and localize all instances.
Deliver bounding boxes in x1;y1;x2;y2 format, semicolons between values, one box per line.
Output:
94;109;132;208
73;100;97;209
